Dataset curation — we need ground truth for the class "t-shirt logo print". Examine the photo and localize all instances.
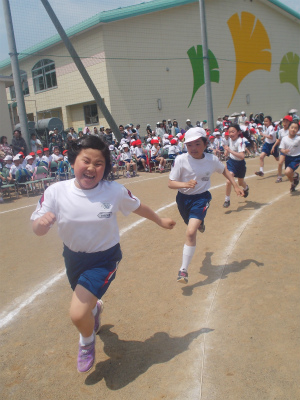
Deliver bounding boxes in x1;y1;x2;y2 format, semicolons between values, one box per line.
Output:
97;202;112;218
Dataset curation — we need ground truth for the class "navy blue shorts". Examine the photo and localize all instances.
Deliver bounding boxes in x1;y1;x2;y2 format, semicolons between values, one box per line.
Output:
262;142;279;158
285;155;300;171
168;154;176;159
137;155;146;160
226;158;246;179
176;190;212;225
63;243;122;299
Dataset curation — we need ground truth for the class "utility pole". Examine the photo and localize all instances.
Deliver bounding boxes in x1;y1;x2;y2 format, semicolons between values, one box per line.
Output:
2;0;30;149
199;0;214;132
40;0;122;141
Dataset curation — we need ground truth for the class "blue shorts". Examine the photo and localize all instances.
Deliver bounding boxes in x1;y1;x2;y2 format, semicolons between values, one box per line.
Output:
285;155;300;171
245;141;251;148
176;191;212;225
63;243;122;299
226;158;246;179
261;142;279;158
168;154;176;160
151;156;159;162
137;155;146;160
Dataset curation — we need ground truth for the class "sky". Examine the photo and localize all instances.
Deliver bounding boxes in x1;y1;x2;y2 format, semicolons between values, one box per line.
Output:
0;0;300;63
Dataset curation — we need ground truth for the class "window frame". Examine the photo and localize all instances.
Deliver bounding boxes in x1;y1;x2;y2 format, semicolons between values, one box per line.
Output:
32;59;57;93
83;103;99;126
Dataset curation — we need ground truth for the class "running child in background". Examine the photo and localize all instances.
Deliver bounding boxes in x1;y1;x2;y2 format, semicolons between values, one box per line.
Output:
31;136;175;373
168;127;244;284
255;116;279;177
273;115;293;183
223;124;249;208
279;121;300;192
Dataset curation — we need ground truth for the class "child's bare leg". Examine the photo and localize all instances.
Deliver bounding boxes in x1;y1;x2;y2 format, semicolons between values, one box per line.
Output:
259;153;266;169
70;285;97;338
285;167;294;183
237;177;247;189
276;155;285;181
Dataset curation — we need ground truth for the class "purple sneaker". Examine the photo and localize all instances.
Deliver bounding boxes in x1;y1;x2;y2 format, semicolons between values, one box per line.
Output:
77;340;95;373
94;300;104;334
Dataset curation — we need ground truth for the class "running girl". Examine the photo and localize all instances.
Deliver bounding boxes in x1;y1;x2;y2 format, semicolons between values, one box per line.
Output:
223;124;249;208
273;115;293;183
31;136;175;373
255;116;279;177
168;127;244;284
279;121;300;192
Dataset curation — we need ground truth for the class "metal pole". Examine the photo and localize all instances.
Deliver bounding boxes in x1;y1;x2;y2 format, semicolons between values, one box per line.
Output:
2;0;30;150
40;0;122;141
199;0;214;131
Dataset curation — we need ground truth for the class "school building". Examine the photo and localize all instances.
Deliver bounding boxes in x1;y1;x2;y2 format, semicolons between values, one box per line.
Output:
0;0;299;141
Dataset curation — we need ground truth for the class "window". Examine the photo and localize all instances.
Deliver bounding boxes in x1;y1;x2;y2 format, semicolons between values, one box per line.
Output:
84;104;99;125
32;59;57;93
10;70;29;100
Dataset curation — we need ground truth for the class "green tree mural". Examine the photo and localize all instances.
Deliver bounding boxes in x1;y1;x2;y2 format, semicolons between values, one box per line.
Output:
187;45;219;107
280;52;300;94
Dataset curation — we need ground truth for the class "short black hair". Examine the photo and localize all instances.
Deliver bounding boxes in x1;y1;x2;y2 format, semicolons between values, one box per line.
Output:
68;135;111;180
229;123;241;132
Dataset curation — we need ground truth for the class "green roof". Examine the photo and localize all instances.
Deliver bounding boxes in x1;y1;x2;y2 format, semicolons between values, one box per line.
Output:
0;0;299;69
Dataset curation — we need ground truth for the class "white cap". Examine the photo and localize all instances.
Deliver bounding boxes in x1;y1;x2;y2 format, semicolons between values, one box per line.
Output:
184;127;206;143
186;119;191;122
13;154;21;161
164;134;169;138
25;155;33;160
109;145;114;150
4;155;13;161
147;138;152;142
241;111;245;114
157;122;160;125
122;143;129;149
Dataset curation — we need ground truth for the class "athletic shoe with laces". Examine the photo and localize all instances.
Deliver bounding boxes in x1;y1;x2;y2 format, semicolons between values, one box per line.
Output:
293;172;299;187
243;186;249;198
77;340;95;373
275;177;282;183
290;184;296;193
223;200;230;208
94;300;104;334
198;222;205;233
255;171;264;177
177;269;188;284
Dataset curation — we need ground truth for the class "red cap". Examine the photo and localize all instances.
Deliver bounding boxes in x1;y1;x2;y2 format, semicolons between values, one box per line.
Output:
209;135;215;140
250;128;256;134
151;139;159;144
29;152;35;156
131;141;136;146
283;115;293;122
63;150;68;155
214;128;219;132
168;135;173;139
225;132;229;136
18;151;24;156
135;139;142;145
43;147;49;151
170;139;177;145
37;150;43;154
178;135;184;141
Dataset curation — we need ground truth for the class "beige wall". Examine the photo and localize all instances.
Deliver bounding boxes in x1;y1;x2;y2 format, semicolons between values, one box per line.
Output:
1;0;299;136
0;80;14;142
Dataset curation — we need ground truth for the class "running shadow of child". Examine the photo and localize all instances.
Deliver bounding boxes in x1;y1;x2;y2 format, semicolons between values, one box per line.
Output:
85;325;213;388
224;200;269;214
181;251;264;297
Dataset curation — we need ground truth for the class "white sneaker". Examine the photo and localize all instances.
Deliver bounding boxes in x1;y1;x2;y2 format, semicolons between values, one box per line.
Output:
126;171;131;178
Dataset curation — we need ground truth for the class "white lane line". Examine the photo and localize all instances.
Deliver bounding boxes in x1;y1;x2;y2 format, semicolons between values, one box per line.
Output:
0;168;278;329
198;191;288;399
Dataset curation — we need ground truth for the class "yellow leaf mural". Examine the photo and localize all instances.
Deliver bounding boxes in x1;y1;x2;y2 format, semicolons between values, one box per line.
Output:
227;12;272;107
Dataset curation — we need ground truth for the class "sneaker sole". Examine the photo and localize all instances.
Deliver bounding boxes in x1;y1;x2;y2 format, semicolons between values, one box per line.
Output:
177;277;188;284
94;300;104;334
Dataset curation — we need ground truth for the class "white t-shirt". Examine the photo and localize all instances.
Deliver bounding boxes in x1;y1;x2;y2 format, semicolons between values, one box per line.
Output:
264;125;276;144
134;147;145;157
31;179;140;252
169;152;224;195
51;153;63;163
279;135;300;157
25;163;34;173
10;163;22;176
151;146;161;157
42;155;53;164
120;151;132;161
278;128;289;141
168;145;179;155
222;137;229;147
229;137;245;161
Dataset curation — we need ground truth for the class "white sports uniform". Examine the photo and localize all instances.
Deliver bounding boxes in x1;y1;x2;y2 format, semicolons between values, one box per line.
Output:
169;153;224;195
228;137;245;161
279;135;300;157
278;128;289;141
264;125;276;144
31;179;140;252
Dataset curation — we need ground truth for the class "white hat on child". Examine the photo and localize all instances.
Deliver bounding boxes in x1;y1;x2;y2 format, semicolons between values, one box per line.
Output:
25;155;33;160
122;143;129;149
13;154;21;161
4;155;13;161
184;127;206;143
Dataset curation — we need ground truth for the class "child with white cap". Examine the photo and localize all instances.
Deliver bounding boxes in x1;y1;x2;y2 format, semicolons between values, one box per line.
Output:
168;127;244;283
120;143;137;178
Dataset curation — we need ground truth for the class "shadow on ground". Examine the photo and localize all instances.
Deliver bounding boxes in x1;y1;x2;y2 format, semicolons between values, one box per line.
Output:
181;252;264;297
85;325;213;389
224;200;269;214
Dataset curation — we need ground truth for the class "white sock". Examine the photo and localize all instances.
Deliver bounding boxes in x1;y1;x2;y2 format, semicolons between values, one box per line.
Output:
180;244;196;272
92;304;98;317
80;332;95;346
225;195;230;202
260;167;264;172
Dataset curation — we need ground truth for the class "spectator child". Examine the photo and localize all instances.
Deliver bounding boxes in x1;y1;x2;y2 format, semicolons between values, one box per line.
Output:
51;146;64;163
120;144;137;178
168;127;243;283
133;139;148;171
41;148;52;165
31;135;175;372
151;139;166;172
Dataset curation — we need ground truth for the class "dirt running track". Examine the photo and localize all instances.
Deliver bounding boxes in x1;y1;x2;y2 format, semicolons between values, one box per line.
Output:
1;157;299;400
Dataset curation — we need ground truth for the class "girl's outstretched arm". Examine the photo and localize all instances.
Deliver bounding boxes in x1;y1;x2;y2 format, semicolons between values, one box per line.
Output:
133;203;176;229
